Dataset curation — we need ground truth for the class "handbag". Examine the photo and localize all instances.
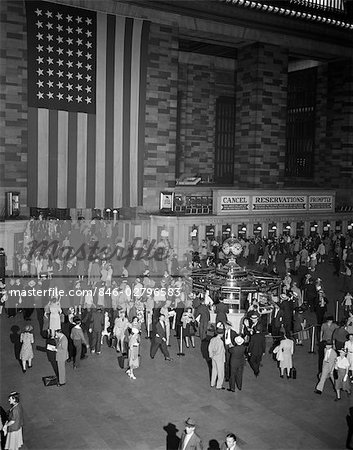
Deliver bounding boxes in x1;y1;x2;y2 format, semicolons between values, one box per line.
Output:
277;350;284;362
291;367;297;379
42;375;58;386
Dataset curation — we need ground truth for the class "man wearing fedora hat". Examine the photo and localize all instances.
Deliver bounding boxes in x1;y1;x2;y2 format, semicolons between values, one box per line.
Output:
178;418;203;450
228;336;246;392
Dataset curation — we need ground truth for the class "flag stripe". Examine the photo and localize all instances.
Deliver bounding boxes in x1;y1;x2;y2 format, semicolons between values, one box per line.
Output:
37;108;49;208
122;18;133;208
67;112;78;208
105;14;116;208
86;113;96;209
27;107;38;207
95;12;107;209
113;17;125;209
26;2;150;210
57;111;68;208
76;113;87;208
137;21;150;206
48;109;58;207
130;20;143;207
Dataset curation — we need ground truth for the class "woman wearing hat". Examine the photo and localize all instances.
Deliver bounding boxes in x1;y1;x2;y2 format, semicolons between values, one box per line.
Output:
273;334;294;379
334;348;351;401
19;325;34;373
126;327;140;380
2;392;24;450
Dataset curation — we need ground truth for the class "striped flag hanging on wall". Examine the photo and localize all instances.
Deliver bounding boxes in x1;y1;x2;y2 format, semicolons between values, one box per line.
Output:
26;1;150;209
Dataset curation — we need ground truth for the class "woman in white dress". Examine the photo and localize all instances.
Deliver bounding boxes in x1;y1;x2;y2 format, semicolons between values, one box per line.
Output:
344;333;353;372
274;335;294;378
45;298;62;338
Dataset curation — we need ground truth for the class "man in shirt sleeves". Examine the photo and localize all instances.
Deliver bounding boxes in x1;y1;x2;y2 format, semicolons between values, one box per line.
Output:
178;417;203;450
314;341;337;394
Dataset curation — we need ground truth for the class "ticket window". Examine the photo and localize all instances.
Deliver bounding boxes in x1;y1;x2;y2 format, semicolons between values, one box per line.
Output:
205;225;215;241
348;222;353;237
222;224;232;242
283;222;291;236
190;225;199;248
253;223;262;238
310;221;318;238
322;221;331;238
335;220;342;235
268;223;277;239
238;224;247;239
296;221;305;238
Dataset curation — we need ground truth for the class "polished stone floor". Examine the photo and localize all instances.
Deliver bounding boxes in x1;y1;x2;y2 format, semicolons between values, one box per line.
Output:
0;259;351;450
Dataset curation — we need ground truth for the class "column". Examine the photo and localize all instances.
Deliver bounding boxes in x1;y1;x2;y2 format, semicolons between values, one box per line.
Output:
235;43;288;188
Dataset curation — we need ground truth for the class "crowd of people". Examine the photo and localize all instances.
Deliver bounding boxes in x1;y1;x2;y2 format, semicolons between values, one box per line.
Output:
1;216;353;449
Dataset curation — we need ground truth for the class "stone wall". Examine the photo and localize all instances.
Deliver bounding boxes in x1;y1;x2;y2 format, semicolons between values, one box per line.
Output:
177;53;235;181
142;23;179;212
0;0;28;216
315;58;353;204
235;43;288;188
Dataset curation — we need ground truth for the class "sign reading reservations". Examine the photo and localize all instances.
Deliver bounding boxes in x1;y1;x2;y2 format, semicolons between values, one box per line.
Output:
252;196;306;211
215;191;335;215
308;195;333;210
220;196;250;211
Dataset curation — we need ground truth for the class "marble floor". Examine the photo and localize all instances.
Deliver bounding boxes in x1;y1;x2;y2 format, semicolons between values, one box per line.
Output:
0;259;351;450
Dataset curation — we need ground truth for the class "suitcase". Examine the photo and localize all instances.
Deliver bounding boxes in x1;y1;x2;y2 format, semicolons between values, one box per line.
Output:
117;355;129;370
291;367;297;380
42;375;58;386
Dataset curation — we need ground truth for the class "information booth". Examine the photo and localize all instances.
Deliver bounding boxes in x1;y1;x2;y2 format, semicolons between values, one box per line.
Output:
191;236;281;333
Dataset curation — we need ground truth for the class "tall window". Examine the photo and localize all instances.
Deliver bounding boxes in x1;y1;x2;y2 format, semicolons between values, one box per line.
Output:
214;96;236;185
285;68;317;178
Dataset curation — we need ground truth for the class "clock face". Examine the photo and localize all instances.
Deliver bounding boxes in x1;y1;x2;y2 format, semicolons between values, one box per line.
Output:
230;242;243;256
222;242;230;255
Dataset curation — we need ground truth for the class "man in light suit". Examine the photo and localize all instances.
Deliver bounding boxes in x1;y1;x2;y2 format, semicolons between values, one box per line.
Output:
208;324;226;390
55;329;68;386
178;417;203;450
314;341;337;394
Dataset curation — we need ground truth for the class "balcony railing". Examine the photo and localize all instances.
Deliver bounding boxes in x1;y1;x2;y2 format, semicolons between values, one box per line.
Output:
255;0;352;18
224;0;353;26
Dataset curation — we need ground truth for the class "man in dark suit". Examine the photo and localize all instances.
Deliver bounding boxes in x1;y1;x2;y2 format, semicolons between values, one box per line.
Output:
247;326;266;377
150;313;172;361
215;299;229;325
269;304;282;356
223;321;238;382
195;298;210;341
178;417;203;450
279;293;293;336
228;336;246;392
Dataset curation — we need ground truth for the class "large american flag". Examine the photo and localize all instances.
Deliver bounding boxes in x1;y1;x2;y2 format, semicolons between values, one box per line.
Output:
26;1;150;209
